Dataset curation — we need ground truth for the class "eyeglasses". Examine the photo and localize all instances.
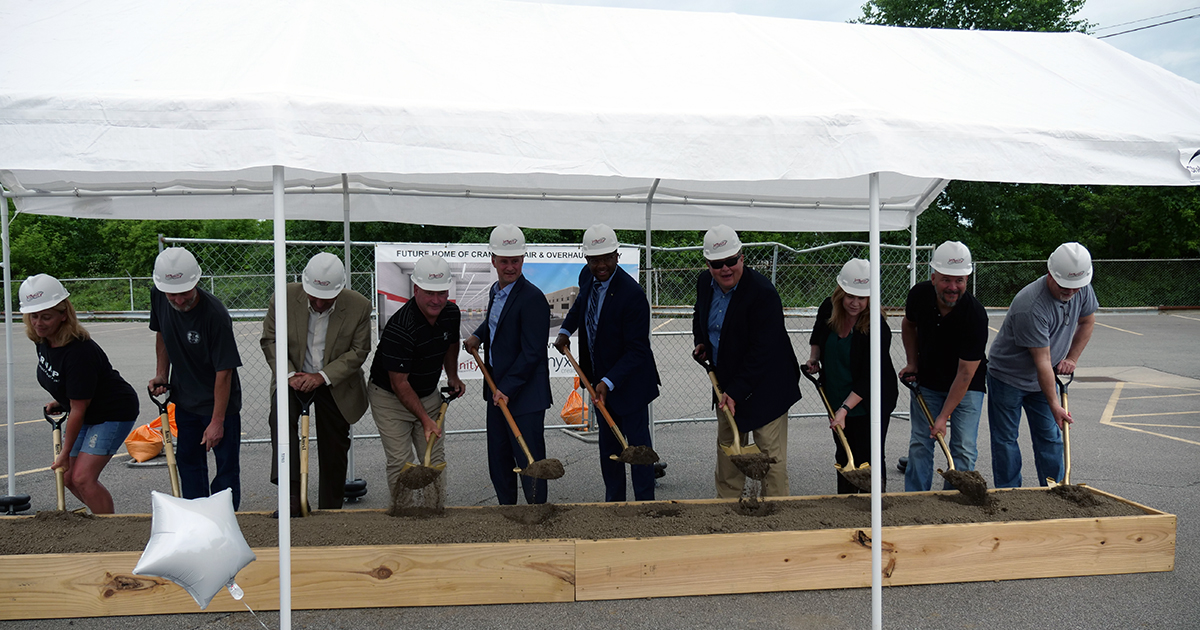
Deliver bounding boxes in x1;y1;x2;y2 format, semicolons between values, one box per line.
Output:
707;254;741;269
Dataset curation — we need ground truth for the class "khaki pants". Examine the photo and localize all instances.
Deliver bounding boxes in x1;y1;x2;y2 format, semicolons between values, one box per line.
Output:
715;413;789;498
368;383;446;499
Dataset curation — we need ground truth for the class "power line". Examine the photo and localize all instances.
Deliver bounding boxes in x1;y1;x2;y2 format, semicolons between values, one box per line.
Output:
1093;6;1200;31
1096;13;1199;39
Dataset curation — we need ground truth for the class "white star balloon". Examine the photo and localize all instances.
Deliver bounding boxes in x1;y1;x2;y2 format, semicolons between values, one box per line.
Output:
133;489;256;609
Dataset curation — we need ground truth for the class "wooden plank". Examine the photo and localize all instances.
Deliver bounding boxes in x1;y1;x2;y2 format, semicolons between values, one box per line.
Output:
883;514;1176;585
0;541;575;620
576;513;1176;600
576;529;875;600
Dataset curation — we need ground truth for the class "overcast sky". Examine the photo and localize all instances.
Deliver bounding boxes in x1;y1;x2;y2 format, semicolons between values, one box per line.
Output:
528;0;1200;84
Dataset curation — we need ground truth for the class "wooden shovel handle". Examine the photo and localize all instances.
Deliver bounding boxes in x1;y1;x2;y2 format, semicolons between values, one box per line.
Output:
801;372;859;468
705;368;743;453
423;402;449;467
469;347;538;466
51;427;65;510
300;408;310;517
561;347;630;450
159;411;182;497
1058;376;1071;485
911;387;956;470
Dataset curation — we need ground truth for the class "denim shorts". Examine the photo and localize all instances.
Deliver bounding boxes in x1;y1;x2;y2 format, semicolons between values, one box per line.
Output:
69;420;135;457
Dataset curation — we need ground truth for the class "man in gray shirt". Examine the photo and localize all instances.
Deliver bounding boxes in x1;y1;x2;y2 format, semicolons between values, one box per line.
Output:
987;243;1097;488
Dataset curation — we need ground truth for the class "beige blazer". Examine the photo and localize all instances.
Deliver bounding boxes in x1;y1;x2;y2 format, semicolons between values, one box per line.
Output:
261;283;372;423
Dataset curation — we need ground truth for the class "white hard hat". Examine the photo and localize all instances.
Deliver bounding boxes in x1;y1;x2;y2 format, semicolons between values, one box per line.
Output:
1048;242;1093;289
489;224;526;256
302;252;346;300
18;274;70;313
153;248;202;293
837;258;872;297
703;225;742;261
581;224;619;256
931;241;973;276
412;255;453;292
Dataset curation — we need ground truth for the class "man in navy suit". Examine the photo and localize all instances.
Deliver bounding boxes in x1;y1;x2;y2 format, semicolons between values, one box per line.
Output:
554;225;660;502
463;225;553;505
693;225;802;498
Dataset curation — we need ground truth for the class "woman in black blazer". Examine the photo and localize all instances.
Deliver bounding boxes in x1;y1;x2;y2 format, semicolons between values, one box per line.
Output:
805;259;898;494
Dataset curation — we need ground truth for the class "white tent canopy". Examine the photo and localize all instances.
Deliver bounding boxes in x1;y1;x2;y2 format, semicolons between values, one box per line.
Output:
3;1;1199;628
3;0;1198;230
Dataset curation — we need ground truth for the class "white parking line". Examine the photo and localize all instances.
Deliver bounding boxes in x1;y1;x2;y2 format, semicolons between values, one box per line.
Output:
1170;313;1200;323
1111;410;1200;418
1095;321;1142;336
0;453;130;480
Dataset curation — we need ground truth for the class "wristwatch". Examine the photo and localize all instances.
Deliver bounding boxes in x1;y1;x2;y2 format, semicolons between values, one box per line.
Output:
840;403;852;413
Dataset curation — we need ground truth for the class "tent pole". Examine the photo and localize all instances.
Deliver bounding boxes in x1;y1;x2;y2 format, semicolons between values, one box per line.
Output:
869;173;883;630
2;193;15;498
341;174;357;487
644;179;659;443
909;210;918;288
273;166;292;630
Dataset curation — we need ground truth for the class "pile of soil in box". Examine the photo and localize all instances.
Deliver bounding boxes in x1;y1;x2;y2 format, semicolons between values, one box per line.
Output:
0;487;1146;556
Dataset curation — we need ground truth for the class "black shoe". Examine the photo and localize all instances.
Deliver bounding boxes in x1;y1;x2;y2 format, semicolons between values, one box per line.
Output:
897;457;908;473
654;461;668;479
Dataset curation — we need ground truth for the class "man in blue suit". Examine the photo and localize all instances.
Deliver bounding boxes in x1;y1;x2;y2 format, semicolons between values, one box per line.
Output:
554;225;660;502
464;225;553;505
693;225;802;498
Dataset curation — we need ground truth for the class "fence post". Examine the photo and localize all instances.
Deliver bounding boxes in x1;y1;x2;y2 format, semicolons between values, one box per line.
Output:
157;233;164;254
128;275;134;311
771;244;778;285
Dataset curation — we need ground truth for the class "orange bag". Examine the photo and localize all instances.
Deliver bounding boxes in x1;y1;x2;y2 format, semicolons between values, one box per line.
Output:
124;403;179;462
560;376;586;426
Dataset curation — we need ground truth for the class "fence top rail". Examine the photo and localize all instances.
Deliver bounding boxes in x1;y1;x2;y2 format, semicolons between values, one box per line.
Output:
649;241;933;255
160;236;934;257
976;258;1198;264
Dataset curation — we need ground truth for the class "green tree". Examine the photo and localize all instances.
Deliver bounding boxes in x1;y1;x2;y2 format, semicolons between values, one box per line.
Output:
855;0;1090;32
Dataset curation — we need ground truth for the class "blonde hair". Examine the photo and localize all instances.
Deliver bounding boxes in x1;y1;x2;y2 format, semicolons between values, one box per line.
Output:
827;287;886;335
23;299;90;347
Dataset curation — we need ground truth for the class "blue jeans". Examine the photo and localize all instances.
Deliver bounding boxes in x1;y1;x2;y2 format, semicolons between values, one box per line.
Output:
174;407;242;509
70;420;135;457
905;387;984;491
987;373;1063;488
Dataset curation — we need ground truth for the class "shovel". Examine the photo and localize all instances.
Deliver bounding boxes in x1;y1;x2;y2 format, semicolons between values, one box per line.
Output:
469;347;564;480
902;378;989;504
696;356;775;481
295;389;316;517
1047;373;1074;487
148;386;182;498
397;386;458;489
560;347;659;466
800;367;872;492
44;408;68;511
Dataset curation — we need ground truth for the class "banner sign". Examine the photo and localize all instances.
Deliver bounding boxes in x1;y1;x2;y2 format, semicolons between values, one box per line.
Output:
375;243;640;379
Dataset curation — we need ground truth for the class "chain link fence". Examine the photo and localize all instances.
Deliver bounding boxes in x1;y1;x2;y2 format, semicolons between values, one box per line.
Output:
42;236;1198;444
145;238;929;442
973;259;1200;308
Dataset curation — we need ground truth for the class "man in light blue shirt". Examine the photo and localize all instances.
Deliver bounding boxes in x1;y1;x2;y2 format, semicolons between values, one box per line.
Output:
988;243;1097;488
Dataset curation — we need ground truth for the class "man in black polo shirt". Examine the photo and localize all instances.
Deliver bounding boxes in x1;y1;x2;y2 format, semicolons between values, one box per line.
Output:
368;256;465;499
900;241;989;492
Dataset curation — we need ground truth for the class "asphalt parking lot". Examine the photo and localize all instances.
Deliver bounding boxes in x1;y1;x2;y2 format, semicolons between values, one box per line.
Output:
1;310;1198;628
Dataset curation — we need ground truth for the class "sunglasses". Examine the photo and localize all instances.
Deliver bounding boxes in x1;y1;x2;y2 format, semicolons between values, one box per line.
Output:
707;254;741;269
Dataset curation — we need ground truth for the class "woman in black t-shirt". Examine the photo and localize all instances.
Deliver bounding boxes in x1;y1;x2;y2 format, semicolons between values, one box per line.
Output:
804;259;898;494
20;274;139;514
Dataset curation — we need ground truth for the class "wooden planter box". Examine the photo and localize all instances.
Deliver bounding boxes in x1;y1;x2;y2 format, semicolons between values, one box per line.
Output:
0;487;1174;620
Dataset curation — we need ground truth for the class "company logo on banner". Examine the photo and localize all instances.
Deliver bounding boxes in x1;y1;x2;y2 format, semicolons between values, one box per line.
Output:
375;243;641;380
1184;148;1200;181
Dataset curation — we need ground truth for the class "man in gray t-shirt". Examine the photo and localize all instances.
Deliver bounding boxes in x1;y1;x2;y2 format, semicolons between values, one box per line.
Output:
987;243;1097;488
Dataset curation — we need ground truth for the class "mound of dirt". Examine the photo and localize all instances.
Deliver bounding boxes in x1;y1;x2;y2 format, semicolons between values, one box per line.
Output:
0;488;1147;556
